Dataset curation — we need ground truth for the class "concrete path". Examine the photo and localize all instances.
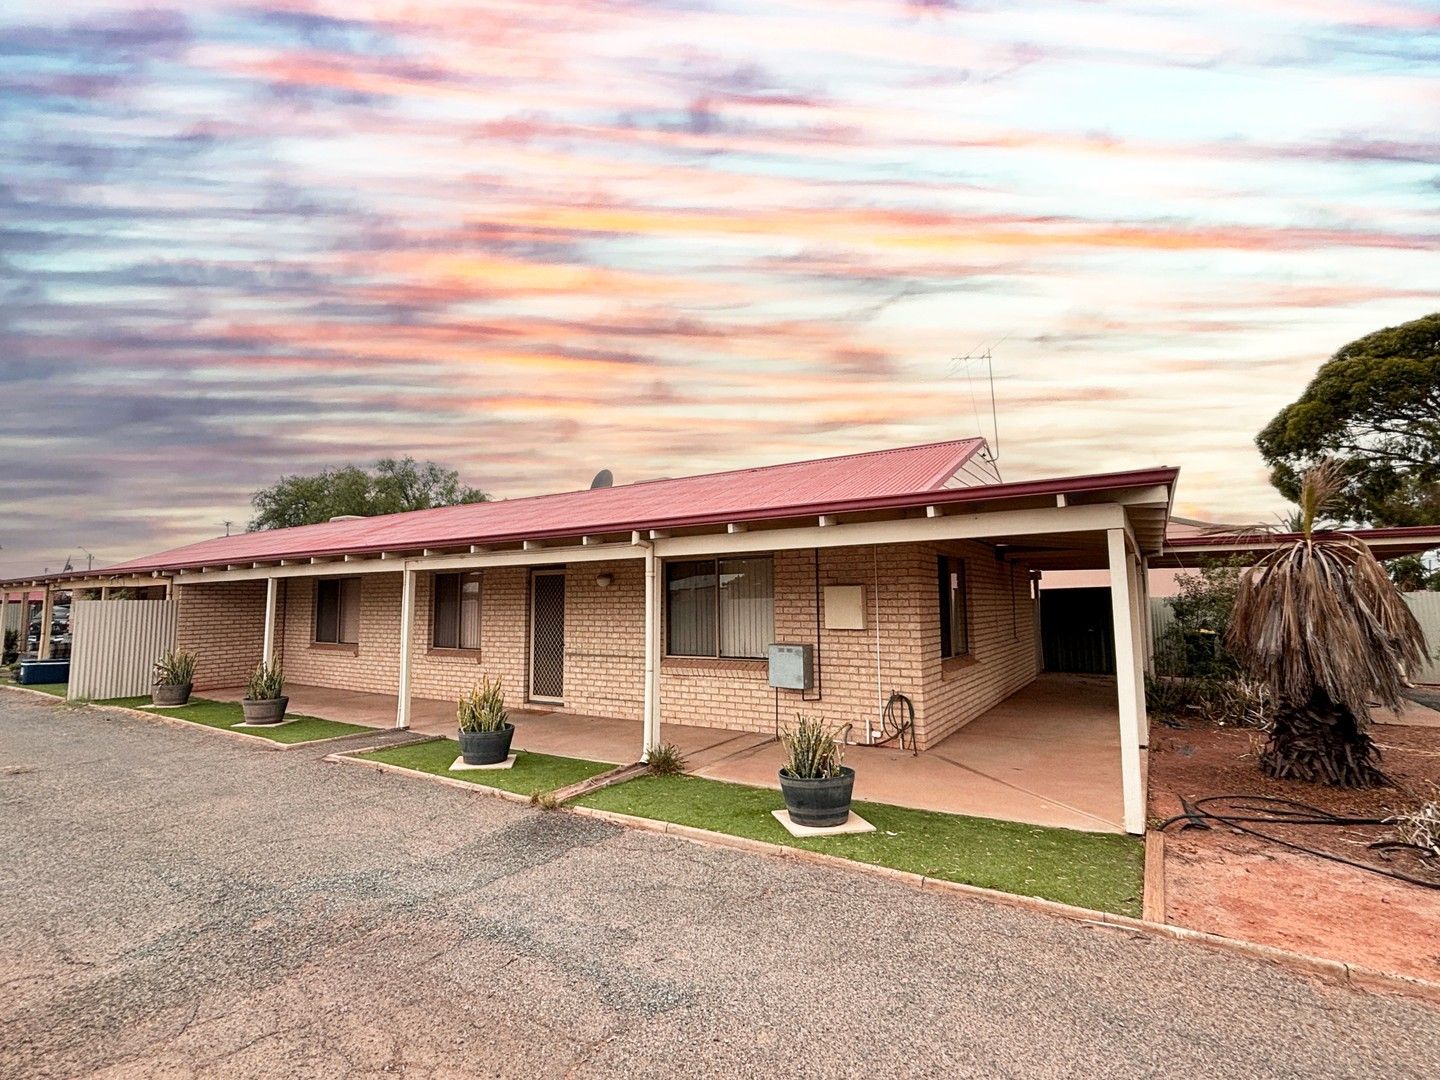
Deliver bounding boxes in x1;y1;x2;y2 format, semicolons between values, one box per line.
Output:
209;673;1127;832
3;693;1435;1079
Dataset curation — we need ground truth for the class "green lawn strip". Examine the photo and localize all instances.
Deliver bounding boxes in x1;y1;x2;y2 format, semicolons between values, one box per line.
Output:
576;774;1144;916
357;737;612;798
94;696;369;744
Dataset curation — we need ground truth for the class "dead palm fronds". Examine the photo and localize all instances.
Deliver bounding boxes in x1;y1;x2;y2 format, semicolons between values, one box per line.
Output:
1226;461;1428;787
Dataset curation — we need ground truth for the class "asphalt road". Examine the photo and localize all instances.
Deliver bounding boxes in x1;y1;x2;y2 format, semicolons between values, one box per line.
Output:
3;693;1437;1079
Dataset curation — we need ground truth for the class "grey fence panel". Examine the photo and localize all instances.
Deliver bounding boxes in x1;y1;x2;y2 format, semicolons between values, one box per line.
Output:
67;600;178;701
1405;592;1440;684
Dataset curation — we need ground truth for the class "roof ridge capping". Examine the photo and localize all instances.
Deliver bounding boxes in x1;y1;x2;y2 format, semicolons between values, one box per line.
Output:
622;436;988;489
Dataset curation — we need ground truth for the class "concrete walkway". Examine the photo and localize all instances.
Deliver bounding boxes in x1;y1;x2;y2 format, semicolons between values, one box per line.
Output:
210;673;1128;832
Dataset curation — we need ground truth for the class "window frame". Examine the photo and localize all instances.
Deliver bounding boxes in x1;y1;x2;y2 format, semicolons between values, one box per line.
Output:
313;576;361;646
664;554;775;660
938;555;970;659
431;570;483;652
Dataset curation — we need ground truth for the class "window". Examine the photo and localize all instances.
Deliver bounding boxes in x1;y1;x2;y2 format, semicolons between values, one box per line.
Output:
314;578;361;645
432;571;482;650
938;555;969;658
665;556;774;659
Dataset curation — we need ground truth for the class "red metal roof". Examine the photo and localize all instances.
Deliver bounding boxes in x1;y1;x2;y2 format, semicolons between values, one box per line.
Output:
84;439;1176;575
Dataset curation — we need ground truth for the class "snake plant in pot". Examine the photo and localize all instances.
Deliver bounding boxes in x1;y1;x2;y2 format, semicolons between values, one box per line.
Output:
151;647;197;706
458;676;513;765
242;660;287;725
778;715;854;828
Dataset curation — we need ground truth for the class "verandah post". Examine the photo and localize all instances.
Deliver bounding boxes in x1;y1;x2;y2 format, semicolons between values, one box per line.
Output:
1107;528;1146;834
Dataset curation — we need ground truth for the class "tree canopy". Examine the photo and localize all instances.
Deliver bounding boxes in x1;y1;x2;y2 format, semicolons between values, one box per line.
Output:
249;457;489;530
1256;312;1440;526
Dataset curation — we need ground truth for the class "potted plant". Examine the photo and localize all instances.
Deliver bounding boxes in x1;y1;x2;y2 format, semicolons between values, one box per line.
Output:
241;659;288;725
457;675;513;765
151;647;197;706
778;715;854;828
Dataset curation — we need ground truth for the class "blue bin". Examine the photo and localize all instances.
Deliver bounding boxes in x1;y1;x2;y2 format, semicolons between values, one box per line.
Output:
18;659;69;685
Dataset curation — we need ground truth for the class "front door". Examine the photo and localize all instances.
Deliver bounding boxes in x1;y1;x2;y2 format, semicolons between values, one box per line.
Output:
529;570;566;702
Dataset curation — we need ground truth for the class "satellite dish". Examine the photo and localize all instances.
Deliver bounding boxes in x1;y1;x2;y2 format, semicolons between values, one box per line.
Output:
590;469;614;490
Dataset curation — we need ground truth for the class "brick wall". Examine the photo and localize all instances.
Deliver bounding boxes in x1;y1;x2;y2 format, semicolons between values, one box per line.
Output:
171;541;1038;749
916;541;1040;746
174;580;265;690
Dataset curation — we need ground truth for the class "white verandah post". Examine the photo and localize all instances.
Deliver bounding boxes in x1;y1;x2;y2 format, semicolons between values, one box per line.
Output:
1107;528;1146;834
396;568;416;729
262;577;278;666
37;587;54;660
641;545;661;761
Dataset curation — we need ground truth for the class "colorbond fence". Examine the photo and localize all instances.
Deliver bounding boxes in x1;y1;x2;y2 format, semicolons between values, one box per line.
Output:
67;600;177;701
1150;591;1440;685
1406;591;1440;685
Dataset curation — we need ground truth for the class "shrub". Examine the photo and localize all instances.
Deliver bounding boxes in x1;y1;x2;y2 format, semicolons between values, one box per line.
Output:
458;675;508;733
152;647;198;687
246;659;284;701
646;741;687;776
780;715;845;780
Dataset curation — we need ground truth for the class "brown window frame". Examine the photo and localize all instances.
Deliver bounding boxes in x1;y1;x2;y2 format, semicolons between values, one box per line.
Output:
431;571;483;651
938;555;970;659
314;577;361;645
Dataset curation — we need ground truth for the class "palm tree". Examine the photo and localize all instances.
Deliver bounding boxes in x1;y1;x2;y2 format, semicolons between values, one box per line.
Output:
1227;461;1428;787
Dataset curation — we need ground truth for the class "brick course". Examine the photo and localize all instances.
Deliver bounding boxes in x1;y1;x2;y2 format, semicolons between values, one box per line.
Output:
172;541;1039;749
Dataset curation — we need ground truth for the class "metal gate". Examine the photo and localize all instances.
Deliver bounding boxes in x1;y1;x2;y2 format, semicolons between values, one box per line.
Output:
529;571;566;702
1040;587;1115;675
67;599;178;701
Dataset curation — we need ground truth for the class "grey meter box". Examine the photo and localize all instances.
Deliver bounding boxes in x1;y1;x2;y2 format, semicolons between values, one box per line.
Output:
767;643;815;691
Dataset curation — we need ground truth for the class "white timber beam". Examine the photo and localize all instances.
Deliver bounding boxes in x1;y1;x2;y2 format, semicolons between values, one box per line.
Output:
925;505;942;518
818;515;839;527
654;503;1126;560
1107;527;1146;835
172;541;646;586
726;523;747;533
396;568;416;729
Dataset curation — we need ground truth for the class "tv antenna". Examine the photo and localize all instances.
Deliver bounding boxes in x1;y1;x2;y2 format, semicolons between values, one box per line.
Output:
949;335;1007;470
222;520;233;536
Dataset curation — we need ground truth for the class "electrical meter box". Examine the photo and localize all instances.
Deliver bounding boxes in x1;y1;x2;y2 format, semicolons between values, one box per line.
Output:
767;643;815;691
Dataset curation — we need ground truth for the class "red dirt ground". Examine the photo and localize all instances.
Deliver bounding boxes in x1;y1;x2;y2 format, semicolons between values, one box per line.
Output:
1148;715;1440;982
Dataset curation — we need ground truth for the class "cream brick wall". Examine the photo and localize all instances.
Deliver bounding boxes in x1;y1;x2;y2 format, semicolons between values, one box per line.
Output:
174;580;265;690
172;540;1039;749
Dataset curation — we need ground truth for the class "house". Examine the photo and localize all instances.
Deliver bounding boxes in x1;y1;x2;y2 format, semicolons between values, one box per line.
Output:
4;439;1179;834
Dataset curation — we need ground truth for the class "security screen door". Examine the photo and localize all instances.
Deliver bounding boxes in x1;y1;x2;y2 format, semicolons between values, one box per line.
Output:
529;570;566;702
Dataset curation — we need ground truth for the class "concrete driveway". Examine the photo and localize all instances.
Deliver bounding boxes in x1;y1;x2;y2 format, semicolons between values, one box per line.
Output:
2;692;1436;1079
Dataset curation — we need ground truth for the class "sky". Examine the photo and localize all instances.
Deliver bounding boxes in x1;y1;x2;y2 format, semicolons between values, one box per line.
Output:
2;0;1437;576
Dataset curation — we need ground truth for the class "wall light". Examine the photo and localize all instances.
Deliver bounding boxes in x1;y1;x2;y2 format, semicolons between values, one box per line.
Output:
595;573;614;588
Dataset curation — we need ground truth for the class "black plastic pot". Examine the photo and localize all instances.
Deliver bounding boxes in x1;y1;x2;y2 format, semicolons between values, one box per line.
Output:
459;724;515;765
779;766;855;828
152;682;192;707
241;696;288;725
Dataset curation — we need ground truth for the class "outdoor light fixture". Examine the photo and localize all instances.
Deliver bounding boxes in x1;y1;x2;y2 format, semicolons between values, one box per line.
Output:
595;573;614;588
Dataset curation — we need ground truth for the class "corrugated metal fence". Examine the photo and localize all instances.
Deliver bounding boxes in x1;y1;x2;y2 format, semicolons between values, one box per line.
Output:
67;600;178;701
1150;592;1440;684
1406;592;1440;684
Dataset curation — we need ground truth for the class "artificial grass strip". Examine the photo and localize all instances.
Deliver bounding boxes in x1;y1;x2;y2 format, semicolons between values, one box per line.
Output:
20;683;69;697
358;737;612;798
577;773;1144;916
96;696;369;744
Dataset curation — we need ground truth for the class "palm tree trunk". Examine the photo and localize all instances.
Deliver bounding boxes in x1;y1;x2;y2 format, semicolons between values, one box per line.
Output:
1260;691;1387;788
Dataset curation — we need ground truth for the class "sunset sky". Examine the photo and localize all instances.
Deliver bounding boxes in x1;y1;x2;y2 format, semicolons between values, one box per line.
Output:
2;1;1437;576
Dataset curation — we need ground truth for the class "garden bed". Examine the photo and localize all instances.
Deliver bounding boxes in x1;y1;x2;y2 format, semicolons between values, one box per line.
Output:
1149;716;1440;981
576;773;1144;915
